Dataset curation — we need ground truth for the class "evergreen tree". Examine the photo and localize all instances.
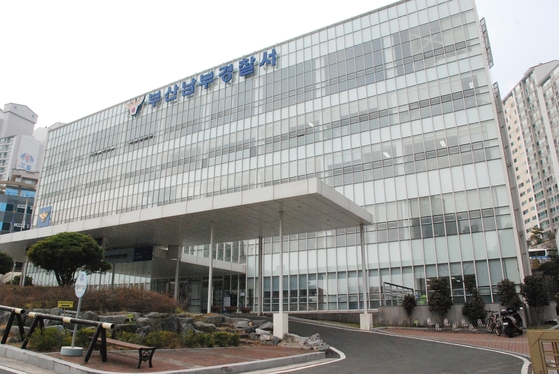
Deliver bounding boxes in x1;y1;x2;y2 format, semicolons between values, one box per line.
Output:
521;275;550;325
27;232;111;286
402;294;417;325
0;251;13;275
428;278;453;323
462;289;485;325
496;278;523;309
461;274;485;325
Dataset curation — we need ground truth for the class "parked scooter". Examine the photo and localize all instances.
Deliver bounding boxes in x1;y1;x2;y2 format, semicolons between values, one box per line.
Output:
501;308;523;338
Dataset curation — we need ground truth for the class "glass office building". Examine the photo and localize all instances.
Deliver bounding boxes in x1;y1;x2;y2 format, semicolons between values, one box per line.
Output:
32;0;528;312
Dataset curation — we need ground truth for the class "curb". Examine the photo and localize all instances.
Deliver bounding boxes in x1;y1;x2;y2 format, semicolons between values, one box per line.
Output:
0;344;325;374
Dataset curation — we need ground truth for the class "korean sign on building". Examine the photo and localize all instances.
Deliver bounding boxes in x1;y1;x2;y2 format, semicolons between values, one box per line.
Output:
125;48;277;115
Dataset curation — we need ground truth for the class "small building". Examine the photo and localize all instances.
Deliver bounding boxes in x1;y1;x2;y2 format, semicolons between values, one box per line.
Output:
0;104;45;234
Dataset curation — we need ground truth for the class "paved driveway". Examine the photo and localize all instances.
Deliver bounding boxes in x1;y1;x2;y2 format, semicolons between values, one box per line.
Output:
288;319;529;374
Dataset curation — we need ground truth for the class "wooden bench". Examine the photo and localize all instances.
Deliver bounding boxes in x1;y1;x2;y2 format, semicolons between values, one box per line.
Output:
99;337;156;368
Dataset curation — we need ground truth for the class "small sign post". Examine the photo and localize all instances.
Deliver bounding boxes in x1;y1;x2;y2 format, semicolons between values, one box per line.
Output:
72;271;88;345
60;271;87;356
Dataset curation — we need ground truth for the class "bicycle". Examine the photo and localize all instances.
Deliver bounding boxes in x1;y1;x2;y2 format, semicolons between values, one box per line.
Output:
485;310;500;334
494;318;503;336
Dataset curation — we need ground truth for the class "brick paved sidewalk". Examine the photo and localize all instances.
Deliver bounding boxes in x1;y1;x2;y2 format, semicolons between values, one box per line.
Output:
45;345;312;373
384;327;529;356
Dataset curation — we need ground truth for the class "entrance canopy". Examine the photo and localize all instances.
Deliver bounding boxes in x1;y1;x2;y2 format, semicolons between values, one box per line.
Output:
0;179;374;262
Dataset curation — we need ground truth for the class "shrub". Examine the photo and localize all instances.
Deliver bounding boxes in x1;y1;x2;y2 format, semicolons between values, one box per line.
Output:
28;328;65;352
82;287;180;313
115;331;142;344
182;330;200;347
402;294;416;324
213;331;240;347
0;284;179;314
67;327;96;348
462;290;486;325
6;275;33;286
182;331;216;348
521;275;550;325
144;331;182;349
428;278;453;323
0;285;73;309
196;332;214;347
496;279;523;309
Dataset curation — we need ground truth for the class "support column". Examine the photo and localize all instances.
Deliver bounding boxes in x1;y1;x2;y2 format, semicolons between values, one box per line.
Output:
258;236;263;316
207;222;215;314
111;264;116;289
174;255;181;300
10;261;15;284
359;223;372;330
236;275;241;312
167;246;182;300
19;257;28;287
273;211;288;339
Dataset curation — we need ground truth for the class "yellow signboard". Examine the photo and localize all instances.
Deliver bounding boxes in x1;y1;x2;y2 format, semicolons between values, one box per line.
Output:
58;301;74;309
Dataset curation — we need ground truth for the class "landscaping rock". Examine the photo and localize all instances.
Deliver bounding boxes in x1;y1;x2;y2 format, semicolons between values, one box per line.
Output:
161;315;179;332
144;312;164;319
81;311;99;321
113;323;137;335
179;317;194;325
140;315;162;332
44;319;62;327
282;333;300;344
136;317;152;328
46;325;65;334
255;328;271;336
223;316;250;325
301;333;329;351
61;311;77;320
49;308;64;316
99;315;127;325
179;323;196;335
178;317;194;333
9;326;28;337
258;322;273;331
258;330;272;341
250;320;268;328
204;315;223;325
194;321;217;332
136;326;152;337
233;320;250;329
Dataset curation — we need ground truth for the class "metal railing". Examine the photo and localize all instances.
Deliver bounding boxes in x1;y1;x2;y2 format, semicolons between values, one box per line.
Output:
21;311;114;363
0;305;25;344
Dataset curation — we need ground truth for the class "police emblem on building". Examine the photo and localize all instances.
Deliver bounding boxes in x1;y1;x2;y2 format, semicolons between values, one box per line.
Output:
124;96;145;116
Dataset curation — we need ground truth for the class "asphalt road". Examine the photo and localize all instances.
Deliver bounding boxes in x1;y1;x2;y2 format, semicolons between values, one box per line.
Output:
288;319;527;374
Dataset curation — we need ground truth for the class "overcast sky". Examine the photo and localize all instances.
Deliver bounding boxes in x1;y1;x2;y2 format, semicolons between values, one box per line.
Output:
2;0;558;129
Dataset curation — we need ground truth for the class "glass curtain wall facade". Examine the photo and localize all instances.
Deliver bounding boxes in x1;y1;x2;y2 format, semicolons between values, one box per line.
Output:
34;0;527;312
